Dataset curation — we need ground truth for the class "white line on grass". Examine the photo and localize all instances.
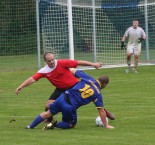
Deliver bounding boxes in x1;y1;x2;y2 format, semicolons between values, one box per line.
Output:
1;114;155;120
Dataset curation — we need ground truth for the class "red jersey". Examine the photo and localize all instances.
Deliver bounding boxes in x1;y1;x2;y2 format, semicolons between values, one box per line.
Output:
32;59;79;89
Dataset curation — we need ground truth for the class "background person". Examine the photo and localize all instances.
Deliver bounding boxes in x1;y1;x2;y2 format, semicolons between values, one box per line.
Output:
121;19;146;73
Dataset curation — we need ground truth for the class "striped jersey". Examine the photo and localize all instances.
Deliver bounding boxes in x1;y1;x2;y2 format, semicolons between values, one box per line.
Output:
65;70;104;109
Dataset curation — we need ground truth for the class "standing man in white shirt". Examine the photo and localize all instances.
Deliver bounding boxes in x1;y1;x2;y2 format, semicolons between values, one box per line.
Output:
121;19;146;73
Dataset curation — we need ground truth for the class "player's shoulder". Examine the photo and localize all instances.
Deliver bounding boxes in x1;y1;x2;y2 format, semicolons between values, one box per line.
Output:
125;26;133;32
128;26;134;30
37;64;56;73
58;59;77;67
57;59;68;66
137;26;144;31
58;59;76;63
37;65;50;73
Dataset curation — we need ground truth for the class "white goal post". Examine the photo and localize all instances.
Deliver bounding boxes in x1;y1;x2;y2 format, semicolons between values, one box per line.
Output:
37;0;155;68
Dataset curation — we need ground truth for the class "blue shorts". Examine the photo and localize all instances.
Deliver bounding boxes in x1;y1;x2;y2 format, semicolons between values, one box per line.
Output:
49;93;77;125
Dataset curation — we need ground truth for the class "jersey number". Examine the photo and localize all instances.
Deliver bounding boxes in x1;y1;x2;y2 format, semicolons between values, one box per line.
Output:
79;84;94;98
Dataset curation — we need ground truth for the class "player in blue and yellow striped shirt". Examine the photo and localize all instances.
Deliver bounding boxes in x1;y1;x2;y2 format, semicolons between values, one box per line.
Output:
26;70;114;129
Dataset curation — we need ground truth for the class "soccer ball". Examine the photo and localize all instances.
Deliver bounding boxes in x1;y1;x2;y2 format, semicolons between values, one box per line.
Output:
95;116;108;127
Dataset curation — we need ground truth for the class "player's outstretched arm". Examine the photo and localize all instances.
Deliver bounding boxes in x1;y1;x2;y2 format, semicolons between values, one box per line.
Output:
77;60;103;69
15;77;36;95
98;108;114;129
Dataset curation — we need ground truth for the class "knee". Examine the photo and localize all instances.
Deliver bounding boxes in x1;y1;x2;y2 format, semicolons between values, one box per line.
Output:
134;55;139;60
40;110;52;119
127;55;131;58
45;103;49;111
45;100;55;111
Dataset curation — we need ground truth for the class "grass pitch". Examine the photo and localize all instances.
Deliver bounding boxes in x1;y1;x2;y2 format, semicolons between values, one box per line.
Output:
0;66;155;145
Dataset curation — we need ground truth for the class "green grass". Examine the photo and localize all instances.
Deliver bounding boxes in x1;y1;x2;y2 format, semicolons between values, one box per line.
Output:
0;66;155;145
0;49;155;71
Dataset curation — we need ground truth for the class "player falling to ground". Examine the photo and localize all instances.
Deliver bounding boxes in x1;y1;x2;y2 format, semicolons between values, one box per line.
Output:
16;52;115;121
26;70;114;130
121;19;146;73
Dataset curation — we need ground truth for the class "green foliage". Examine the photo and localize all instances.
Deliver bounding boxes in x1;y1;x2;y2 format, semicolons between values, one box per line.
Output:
0;0;36;55
0;66;155;145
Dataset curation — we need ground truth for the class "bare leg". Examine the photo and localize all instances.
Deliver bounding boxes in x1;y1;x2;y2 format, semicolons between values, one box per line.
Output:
132;55;139;73
44;100;55;122
127;54;132;68
126;53;132;73
133;55;139;69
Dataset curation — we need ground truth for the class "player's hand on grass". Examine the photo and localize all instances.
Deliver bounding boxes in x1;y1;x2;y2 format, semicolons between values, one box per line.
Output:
121;41;126;49
105;125;115;129
15;87;22;95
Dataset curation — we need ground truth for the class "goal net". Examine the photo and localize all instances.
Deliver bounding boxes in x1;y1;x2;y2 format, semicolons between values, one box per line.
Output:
38;0;155;68
1;0;155;70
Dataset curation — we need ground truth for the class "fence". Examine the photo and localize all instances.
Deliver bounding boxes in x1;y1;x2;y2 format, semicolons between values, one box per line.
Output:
0;0;155;70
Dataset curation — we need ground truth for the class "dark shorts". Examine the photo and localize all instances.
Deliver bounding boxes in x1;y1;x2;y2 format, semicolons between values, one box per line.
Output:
48;88;66;100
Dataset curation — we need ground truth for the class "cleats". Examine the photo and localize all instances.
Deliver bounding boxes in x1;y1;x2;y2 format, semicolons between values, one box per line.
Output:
42;123;54;130
25;125;33;129
125;68;130;73
125;67;131;73
132;68;138;73
42;119;57;130
125;67;138;73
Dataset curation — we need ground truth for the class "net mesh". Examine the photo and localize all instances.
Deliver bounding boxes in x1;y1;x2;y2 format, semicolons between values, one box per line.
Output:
39;0;155;66
0;0;38;70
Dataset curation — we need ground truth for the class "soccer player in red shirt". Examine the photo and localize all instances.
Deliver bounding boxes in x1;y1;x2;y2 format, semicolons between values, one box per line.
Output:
15;52;103;117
